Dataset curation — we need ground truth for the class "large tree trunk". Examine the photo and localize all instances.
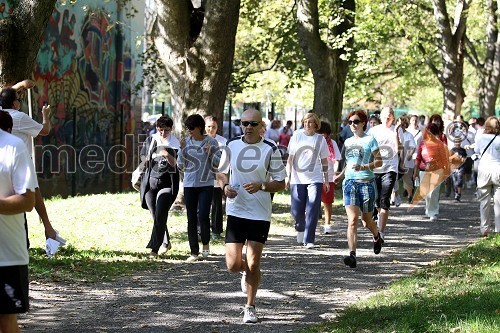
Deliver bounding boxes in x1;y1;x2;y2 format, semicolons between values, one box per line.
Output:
441;48;466;116
152;0;240;134
0;1;57;85
431;0;468;116
475;0;500;118
296;0;354;135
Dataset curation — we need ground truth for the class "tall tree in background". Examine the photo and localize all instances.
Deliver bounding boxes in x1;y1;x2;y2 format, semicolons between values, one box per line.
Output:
429;0;469;116
465;0;500;117
152;0;241;131
0;1;57;85
296;0;355;131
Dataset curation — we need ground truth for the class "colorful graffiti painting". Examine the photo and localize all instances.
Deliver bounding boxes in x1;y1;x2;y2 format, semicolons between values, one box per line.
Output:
30;2;139;197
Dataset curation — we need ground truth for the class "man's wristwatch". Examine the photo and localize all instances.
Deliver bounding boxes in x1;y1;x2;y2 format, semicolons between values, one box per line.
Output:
260;182;266;191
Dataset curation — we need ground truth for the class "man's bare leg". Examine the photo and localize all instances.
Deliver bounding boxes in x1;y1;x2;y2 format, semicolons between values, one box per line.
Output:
0;314;20;333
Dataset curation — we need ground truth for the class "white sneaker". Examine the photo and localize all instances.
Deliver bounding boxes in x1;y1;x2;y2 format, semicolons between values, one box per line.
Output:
186;255;199;262
202;250;209;258
305;243;315;249
296;231;304;244
242;304;258;323
240;271;247;294
395;195;401;207
158;242;172;255
430;216;438;222
323;225;333;234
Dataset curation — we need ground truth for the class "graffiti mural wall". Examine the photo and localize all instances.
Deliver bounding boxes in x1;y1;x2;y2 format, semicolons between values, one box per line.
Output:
23;1;145;197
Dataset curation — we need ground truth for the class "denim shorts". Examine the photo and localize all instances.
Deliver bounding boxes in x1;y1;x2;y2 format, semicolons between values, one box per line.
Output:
343;178;377;213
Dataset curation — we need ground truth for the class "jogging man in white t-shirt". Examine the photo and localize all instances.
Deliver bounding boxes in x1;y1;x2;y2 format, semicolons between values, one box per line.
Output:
217;109;286;323
0;110;38;333
367;107;403;241
0;85;57;242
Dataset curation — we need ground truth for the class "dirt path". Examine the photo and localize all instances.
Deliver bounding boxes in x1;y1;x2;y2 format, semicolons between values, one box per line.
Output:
19;189;480;332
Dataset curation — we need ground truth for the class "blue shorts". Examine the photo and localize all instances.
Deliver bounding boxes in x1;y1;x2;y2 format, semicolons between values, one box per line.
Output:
343;178;377;213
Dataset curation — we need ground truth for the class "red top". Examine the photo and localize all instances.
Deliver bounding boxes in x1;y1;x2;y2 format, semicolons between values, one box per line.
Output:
415;130;449;171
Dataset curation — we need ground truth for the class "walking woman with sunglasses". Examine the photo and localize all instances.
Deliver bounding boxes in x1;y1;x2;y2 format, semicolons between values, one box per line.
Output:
333;110;384;268
178;114;221;261
286;112;330;248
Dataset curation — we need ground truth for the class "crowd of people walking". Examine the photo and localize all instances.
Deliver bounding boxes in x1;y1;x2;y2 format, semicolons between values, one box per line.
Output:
131;106;499;324
2;92;498;328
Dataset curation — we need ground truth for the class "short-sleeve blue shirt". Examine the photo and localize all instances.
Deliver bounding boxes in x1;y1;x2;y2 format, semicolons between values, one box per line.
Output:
343;135;379;180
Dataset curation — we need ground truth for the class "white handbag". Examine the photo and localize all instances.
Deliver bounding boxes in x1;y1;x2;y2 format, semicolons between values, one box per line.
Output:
131;165;143;191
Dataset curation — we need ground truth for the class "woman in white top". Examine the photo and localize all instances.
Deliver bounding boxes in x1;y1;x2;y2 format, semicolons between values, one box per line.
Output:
286;113;329;248
474;116;500;236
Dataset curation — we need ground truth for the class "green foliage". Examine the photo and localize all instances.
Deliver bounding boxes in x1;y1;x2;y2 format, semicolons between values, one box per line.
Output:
133;44;168;95
230;0;307;96
299;235;500;333
344;0;439;108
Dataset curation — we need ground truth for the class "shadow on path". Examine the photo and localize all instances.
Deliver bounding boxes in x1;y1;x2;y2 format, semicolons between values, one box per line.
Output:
19;189;481;332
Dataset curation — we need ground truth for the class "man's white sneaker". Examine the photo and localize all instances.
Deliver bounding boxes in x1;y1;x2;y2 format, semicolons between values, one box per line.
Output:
305;243;315;249
240;271;247;294
296;231;304;244
430;216;438;222
242;304;258;323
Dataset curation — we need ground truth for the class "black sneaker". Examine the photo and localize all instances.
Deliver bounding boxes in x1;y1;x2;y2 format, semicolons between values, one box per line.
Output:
343;254;357;268
373;232;383;254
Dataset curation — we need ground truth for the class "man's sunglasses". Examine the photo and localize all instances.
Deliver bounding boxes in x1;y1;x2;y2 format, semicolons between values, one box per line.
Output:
348;119;361;125
186;126;195;131
241;121;260;127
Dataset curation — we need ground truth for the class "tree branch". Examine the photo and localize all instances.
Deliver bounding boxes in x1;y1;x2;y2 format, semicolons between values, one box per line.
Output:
417;43;443;84
432;0;453;54
464;35;483;70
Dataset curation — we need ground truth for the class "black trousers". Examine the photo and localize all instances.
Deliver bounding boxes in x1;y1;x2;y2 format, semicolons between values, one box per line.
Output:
211;187;224;234
185;186;214;255
145;177;174;253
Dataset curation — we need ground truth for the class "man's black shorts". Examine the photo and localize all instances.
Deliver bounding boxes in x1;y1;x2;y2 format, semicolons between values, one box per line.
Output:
0;265;29;314
225;215;271;244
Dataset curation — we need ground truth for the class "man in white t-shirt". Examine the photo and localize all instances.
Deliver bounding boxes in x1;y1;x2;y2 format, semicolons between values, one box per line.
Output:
205;115;227;239
398;116;417;204
0;111;37;332
217;109;286;324
0;86;57;242
367;107;403;241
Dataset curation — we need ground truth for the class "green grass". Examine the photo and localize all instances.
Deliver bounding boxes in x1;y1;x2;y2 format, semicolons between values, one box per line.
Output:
299;235;500;333
27;191;303;282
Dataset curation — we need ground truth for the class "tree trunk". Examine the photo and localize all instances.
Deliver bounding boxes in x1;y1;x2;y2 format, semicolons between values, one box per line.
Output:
296;0;354;135
478;0;500;117
430;0;468;116
152;0;240;135
0;1;57;85
441;48;466;116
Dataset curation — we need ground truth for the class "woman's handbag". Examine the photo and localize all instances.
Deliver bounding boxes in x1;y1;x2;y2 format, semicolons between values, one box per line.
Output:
131;165;144;191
